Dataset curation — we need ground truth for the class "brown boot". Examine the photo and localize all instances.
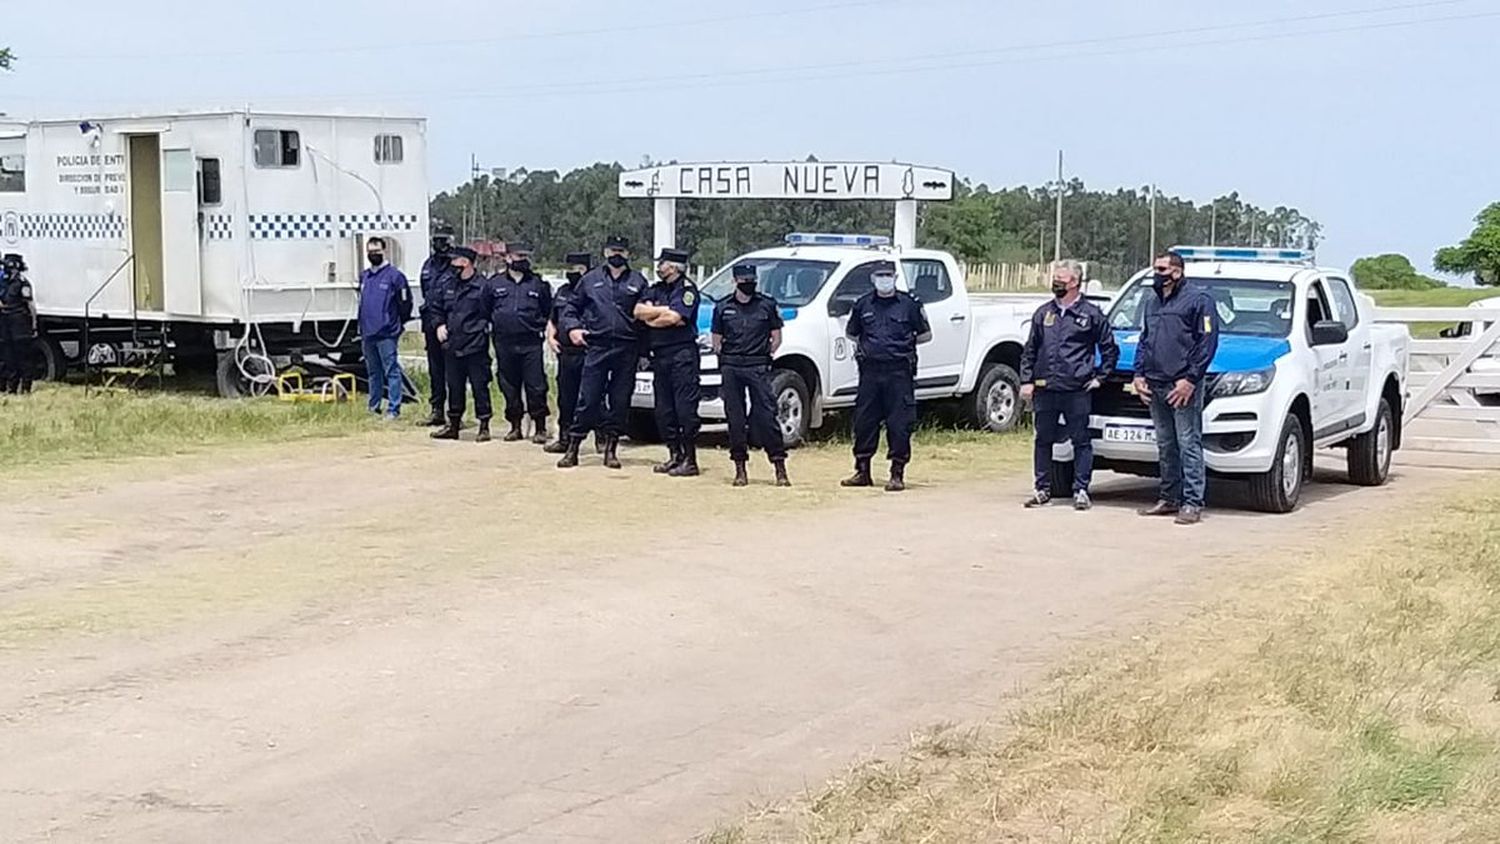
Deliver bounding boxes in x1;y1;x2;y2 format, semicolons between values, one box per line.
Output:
841;459;873;488
732;460;749;487
884;462;907;493
773;459;791;488
1174;506;1204;525
602;437;622;470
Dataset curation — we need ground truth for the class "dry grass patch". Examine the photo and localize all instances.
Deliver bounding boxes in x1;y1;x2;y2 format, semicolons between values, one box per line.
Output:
711;478;1500;843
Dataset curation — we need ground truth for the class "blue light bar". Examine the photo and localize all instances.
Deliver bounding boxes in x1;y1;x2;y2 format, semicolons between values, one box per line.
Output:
785;232;891;247
1172;245;1315;265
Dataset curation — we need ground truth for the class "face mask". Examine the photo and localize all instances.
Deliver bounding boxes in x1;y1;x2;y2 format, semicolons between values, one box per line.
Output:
1152;272;1172;291
451;263;466;275
736;281;757;296
509;259;531;274
431;240;450;255
367;253;385;267
566;271;583;284
606;254;629;269
873;274;897;295
656;269;673;282
1052;281;1069;298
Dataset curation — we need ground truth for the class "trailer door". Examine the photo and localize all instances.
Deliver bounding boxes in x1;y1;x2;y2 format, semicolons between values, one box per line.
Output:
160;145;202;315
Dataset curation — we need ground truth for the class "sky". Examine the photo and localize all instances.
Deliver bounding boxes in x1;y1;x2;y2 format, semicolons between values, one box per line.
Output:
2;0;1496;275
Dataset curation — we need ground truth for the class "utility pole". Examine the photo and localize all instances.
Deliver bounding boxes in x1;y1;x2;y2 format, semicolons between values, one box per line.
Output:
1210;200;1218;247
1148;184;1157;259
1052;150;1064;263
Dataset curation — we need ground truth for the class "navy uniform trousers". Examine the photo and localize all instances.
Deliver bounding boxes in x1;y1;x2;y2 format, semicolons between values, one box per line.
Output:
444;349;493;422
554;350;586;434
852;360;916;465
721;363;785;462
494;339;549;424
650;344;701;446
571;343;636;440
422;320;447;413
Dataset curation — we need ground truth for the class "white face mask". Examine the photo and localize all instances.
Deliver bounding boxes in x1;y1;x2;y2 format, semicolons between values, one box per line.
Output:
873;274;897;295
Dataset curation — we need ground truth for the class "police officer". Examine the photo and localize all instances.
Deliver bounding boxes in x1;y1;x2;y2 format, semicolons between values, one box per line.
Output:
712;263;790;488
1134;250;1219;525
0;253;37;394
429;246;495;442
557;235;649;470
488;242;552;443
418;225;457;426
636;247;702;477
543;251;594;453
841;261;931;492
1020;259;1119;510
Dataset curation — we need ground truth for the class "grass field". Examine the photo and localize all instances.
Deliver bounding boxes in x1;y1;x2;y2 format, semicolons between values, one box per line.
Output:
706;477;1500;843
1367;287;1498;339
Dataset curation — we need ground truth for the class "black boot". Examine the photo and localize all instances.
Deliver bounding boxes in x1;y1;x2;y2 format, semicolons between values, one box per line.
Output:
773;459;791;488
654;443;682;475
543;436;569;454
732;460;749;488
668;443;700;477
502;421;524;442
603;436;623;470
475;419;492;443
556;437;581;468
422;409;445;427
430;417;461;440
530;420;549;445
594;433;605;454
841;459;873;488
885;462;907;493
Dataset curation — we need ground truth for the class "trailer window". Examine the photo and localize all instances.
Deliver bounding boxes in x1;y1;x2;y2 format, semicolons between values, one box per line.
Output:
197;158;222;205
253;129;300;168
374;134;404;164
0;136;24;193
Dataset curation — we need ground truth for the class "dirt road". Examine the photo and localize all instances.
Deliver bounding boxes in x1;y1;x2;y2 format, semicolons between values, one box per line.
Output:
0;437;1464;843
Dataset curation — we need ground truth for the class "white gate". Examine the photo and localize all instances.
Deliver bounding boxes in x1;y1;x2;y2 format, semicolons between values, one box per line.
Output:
1375;306;1500;463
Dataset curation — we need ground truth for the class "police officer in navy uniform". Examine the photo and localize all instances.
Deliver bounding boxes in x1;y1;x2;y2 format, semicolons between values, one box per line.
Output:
544;251;593;454
636;247;702;477
488;242;553;444
712;263;790;488
1020;260;1119;510
557;235;649;470
429;246;495;442
418;225;457;426
0;253;37;394
841;260;931;492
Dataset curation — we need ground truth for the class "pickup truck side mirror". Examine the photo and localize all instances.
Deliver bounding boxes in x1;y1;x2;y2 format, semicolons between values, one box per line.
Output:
1439;325;1458;339
828;297;855;318
1310;320;1349;347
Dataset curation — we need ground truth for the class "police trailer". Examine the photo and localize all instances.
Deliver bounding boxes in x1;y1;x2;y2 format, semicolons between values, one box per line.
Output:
0;109;429;396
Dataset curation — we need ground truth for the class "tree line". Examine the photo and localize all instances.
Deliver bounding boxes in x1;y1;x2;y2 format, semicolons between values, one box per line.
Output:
429;161;1323;285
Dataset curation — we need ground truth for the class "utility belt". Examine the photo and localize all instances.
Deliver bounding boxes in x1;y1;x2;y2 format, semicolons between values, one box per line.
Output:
720;354;772;369
856;355;916;373
649;341;698;360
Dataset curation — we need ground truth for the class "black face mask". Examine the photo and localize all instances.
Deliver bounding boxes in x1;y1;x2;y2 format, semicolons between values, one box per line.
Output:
566;271;584;284
736;281;757;296
606;255;629;269
431;240;450;255
1051;281;1069;298
367;253;385;267
509;259;532;274
1153;272;1173;292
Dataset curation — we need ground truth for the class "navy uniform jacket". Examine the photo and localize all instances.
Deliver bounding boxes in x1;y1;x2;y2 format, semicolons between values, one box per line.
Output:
357;264;413;341
1136;281;1220;385
0;274;35;334
418;254;455;327
846;291;930;365
560;266;649;346
712;294;783;366
641;277;700;351
549;279;586;355
430;272;493;358
487;270;553;343
1019;297;1119;391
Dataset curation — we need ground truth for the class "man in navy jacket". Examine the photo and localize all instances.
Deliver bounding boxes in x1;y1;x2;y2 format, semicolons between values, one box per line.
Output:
358;236;413;420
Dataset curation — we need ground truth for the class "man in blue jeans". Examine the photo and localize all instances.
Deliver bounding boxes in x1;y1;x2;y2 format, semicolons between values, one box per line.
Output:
1020;259;1118;510
358;236;413;420
1133;251;1219;525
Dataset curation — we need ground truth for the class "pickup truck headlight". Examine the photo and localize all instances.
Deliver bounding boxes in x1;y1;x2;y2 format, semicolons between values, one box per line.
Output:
1212;366;1276;398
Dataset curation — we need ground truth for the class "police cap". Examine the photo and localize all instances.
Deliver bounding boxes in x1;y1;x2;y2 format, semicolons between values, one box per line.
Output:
732;263;757;279
656;247;690;264
432;224;456;238
449;246;479;262
871;260;897;275
603;235;630;251
506;242;535;255
565;251;594;268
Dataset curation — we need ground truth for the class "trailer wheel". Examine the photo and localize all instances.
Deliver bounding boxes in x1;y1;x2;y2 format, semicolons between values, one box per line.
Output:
35;336;66;382
968;363;1022;433
216;352;275;399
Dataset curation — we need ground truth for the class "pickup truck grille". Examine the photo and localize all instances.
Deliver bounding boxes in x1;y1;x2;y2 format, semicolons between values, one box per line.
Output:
1090;373;1220;419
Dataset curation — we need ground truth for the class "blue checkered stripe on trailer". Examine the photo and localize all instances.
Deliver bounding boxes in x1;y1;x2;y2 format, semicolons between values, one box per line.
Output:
337;213;419;237
249;213;333;240
205;214;234;240
18;213;127;240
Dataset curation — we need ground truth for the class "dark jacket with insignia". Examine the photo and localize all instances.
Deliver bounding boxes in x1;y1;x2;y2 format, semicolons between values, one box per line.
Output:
487;270;552;343
1136;281;1220;385
430;271;493;358
846;290;929;365
641;276;700;351
1019;297;1119;392
560;266;649;346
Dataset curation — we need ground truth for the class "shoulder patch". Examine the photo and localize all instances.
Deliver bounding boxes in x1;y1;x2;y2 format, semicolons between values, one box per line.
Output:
1203;314;1214;333
1043;310;1056;327
683;291;696;306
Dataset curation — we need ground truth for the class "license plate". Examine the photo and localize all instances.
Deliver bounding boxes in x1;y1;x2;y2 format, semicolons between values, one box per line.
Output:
634;378;653;396
1103;424;1156;444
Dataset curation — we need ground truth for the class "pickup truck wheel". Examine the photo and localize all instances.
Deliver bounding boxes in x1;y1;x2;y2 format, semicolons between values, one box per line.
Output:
1049;459;1076;499
1247;414;1306;514
1346;397;1394;486
769;369;810;448
970;363;1022;433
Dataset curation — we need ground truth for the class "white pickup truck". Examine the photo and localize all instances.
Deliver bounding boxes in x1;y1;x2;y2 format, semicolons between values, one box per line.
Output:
1062;246;1411;513
630;233;1051;445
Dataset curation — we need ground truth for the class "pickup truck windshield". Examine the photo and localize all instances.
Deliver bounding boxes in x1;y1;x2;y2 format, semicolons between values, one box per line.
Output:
698;259;839;307
1110;278;1295;338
